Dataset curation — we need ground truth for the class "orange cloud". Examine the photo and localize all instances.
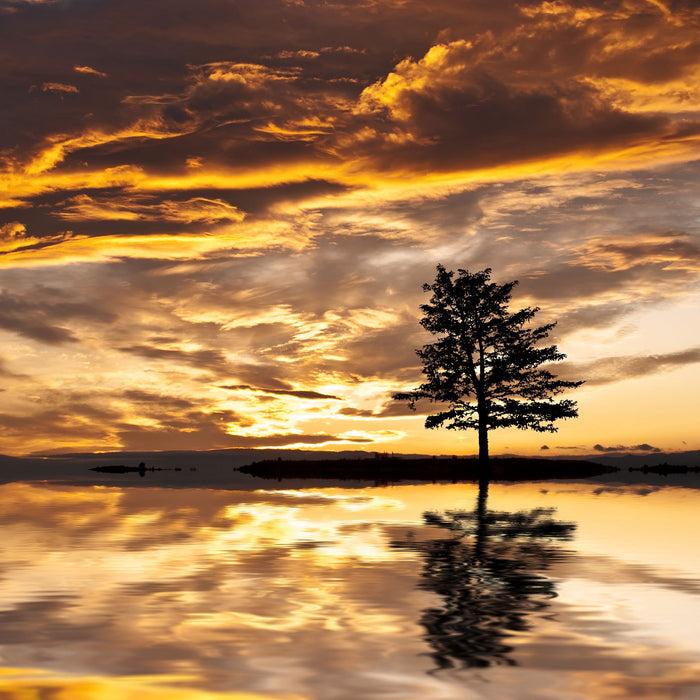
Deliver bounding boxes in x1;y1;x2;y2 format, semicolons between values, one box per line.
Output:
57;194;245;224
0;221;27;241
41;82;79;94
73;64;108;78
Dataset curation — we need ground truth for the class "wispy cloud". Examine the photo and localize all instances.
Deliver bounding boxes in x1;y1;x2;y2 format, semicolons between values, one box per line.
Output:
218;384;343;401
559;347;700;386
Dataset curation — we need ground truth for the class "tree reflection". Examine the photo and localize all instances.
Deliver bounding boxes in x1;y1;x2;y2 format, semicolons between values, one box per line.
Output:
395;481;576;670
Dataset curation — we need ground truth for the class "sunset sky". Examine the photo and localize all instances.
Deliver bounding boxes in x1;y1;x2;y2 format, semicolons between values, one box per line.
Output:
1;0;699;457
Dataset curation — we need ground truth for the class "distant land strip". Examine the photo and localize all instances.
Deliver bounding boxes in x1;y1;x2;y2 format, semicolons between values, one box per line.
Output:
237;456;617;482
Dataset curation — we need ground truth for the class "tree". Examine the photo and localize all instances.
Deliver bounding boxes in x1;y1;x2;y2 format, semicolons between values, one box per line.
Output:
394;265;583;467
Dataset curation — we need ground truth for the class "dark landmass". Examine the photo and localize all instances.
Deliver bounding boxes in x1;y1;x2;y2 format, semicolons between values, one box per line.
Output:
91;465;146;474
584;449;700;470
90;464;185;474
630;463;700;475
238;455;617;483
1;448;698;489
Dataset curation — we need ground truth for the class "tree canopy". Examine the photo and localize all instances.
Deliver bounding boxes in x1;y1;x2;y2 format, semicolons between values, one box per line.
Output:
394;265;583;464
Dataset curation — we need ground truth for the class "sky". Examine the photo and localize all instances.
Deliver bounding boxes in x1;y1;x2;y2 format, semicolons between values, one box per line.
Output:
1;0;699;457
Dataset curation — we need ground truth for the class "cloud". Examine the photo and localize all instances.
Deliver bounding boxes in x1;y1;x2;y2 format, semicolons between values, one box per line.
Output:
573;232;700;274
0;221;28;241
117;344;231;374
120;389;199;411
73;65;108;78
0;288;116;345
5;0;700;180
0;356;24;378
0;0;699;457
593;443;662;453
347;36;689;174
56;194;245;225
0;405;122;451
559;346;700;386
277;50;321;60
218;384;343;401
518;230;700;330
0;388;252;453
117;425;372;451
337;407;377;418
339;397;445;419
42;82;79;94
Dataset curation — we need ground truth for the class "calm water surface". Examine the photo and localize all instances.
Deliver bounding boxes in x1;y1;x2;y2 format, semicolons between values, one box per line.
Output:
1;478;699;699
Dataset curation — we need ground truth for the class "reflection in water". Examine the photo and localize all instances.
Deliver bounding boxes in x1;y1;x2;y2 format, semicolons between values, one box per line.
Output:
395;481;575;670
1;480;700;699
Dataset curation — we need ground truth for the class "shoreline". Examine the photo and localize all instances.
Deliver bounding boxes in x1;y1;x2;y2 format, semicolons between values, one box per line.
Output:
1;449;698;489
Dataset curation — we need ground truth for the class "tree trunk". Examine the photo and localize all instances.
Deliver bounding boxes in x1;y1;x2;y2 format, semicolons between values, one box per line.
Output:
478;423;489;465
474;385;491;486
477;426;491;498
477;404;491;484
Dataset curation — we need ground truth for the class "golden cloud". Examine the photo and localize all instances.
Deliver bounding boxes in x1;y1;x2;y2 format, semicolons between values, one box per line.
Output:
41;82;79;94
0;221;27;241
73;64;108;78
57;194;245;224
190;61;300;87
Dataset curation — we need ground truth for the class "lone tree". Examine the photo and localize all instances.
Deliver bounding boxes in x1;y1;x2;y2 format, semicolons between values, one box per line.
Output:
394;265;583;467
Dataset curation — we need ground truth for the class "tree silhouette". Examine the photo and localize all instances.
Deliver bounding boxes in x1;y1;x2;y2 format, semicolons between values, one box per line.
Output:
394;265;583;467
394;483;576;670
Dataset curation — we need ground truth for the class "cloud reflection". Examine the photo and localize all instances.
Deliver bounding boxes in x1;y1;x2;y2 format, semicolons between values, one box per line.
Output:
1;481;700;697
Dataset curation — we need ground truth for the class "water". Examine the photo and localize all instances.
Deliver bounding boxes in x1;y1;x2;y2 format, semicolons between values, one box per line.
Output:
1;476;699;699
